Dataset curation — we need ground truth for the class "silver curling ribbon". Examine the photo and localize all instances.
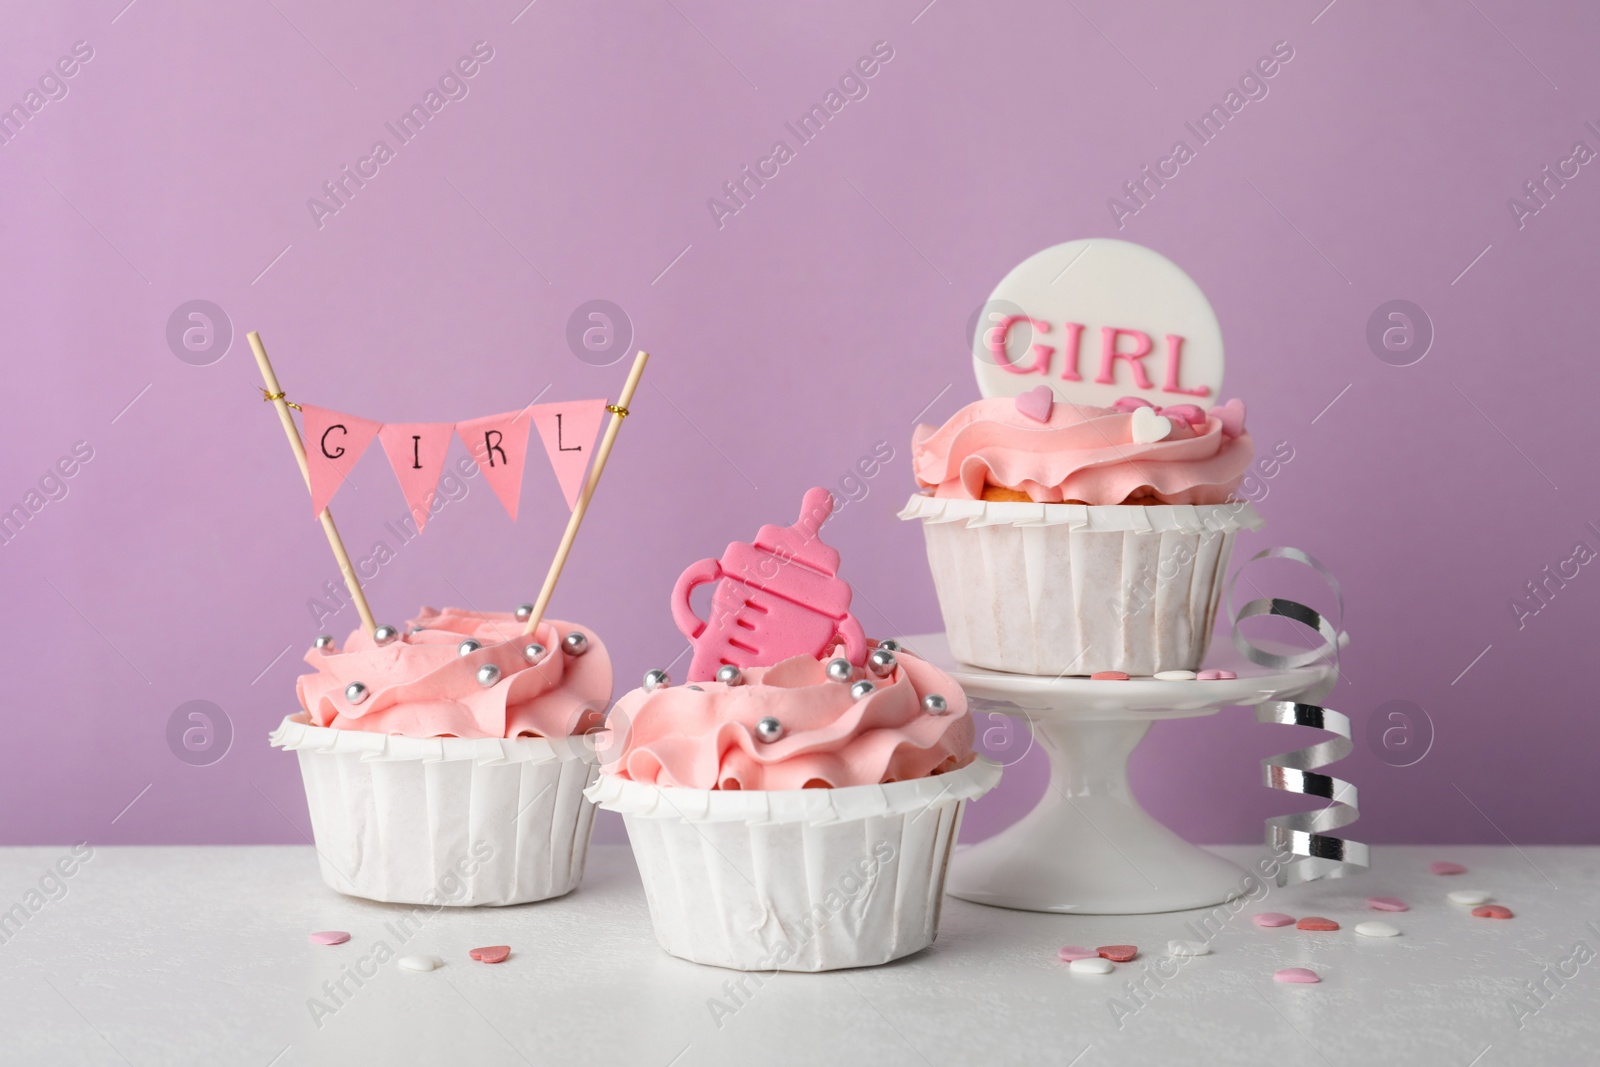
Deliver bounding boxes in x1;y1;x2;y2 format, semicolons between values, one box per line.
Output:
1226;547;1369;886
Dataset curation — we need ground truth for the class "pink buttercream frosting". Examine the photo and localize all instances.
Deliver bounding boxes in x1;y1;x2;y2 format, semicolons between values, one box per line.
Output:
913;397;1253;505
296;607;612;739
599;648;974;790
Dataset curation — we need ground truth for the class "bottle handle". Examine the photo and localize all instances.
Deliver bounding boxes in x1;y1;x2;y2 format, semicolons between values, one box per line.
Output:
671;558;723;641
835;612;870;666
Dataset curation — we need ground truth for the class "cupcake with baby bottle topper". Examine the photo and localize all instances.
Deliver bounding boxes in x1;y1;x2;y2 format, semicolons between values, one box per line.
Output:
254;331;649;906
590;487;1000;972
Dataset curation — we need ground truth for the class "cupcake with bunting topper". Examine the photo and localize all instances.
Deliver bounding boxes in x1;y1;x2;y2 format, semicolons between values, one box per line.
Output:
255;331;650;905
901;238;1261;676
588;487;1000;972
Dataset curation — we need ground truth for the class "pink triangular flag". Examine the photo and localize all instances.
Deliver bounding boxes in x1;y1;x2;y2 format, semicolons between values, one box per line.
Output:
530;399;606;510
455;411;535;521
299;405;382;519
377;422;454;532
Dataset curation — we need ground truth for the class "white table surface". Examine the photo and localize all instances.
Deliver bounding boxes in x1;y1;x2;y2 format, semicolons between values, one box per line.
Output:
2;844;1594;1066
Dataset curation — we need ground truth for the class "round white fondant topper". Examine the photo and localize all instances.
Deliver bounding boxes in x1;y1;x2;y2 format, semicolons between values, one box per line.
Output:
971;238;1224;407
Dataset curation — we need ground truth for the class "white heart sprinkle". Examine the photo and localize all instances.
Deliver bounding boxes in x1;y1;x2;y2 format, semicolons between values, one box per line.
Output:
1130;406;1173;444
1167;939;1210;956
1155;670;1197;681
1070;957;1115;975
1355;921;1401;938
399;955;442;972
1448;889;1491;906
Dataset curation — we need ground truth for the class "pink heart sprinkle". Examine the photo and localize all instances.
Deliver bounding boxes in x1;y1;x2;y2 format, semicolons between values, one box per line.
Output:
1196;669;1237;681
1090;670;1130;681
1253;912;1295;928
1057;945;1097;963
1160;404;1207;428
309;931;350;946
1274;967;1321;984
1015;385;1055;423
1296;916;1340;932
1367;896;1410;912
1112;396;1155;412
469;945;511;963
1472;905;1514;920
1098;944;1139;963
1210;398;1247;439
1430;862;1468;876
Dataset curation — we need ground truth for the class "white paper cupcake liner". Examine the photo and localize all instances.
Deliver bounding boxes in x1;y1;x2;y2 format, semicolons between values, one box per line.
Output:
270;714;600;906
587;759;1001;971
900;495;1262;676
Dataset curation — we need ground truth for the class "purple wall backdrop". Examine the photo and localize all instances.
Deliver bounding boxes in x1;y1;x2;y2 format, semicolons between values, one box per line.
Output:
4;0;1596;849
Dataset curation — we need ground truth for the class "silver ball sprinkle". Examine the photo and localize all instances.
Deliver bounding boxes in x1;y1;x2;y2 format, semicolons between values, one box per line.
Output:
373;625;400;646
825;658;854;683
755;716;784;743
344;681;370;705
514;603;534;621
476;663;501;687
563;631;589;656
522;643;547;664
715;665;744;687
877;638;901;653
457;638;482;657
313;634;334;650
923;693;950;715
867;648;897;677
643;669;671;692
850;679;876;700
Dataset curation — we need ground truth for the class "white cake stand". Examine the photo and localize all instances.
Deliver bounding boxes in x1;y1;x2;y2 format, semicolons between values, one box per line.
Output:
901;632;1336;915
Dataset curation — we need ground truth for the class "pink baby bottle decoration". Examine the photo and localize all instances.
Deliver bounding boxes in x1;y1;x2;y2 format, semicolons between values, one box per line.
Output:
672;487;869;682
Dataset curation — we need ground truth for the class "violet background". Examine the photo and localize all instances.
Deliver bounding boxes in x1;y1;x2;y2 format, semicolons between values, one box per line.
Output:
3;0;1595;849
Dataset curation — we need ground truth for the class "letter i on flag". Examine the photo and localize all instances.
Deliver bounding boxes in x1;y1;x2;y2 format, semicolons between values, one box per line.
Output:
456;411;535;521
378;423;454;531
299;405;382;519
531;399;607;510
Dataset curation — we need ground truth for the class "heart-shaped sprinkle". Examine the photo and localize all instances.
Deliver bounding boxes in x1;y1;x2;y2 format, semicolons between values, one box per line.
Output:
1355;921;1401;938
1160;404;1207;428
1112;396;1155;412
308;931;350;946
399;955;442;972
1015;385;1055;423
1366;896;1409;912
1430;861;1468;875
1210;398;1246;438
1090;670;1130;681
1253;912;1295;928
1057;945;1097;963
1472;905;1514;919
1070;957;1115;975
1154;670;1197;681
1274;967;1320;984
469;945;511;964
1297;916;1340;932
1098;945;1138;962
1168;939;1210;957
1448;889;1491;906
1130;406;1173;444
1196;669;1237;681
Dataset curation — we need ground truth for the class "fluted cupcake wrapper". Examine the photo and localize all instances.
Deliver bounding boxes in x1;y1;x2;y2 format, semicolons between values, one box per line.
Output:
589;759;1001;972
902;497;1261;676
270;714;599;906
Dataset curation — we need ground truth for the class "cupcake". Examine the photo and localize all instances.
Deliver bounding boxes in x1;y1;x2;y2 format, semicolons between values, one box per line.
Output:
900;390;1260;676
588;489;1000;971
270;606;612;906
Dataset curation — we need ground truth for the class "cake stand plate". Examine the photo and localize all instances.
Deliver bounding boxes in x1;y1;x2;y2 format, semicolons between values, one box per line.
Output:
900;632;1336;915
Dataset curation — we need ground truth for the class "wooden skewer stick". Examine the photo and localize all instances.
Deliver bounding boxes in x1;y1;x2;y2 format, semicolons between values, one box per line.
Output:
524;350;650;636
247;330;378;635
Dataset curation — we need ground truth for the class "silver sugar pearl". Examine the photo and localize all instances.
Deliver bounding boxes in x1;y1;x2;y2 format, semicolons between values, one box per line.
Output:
715;665;744;686
867;649;897;677
563;631;589;656
522;643;547;664
514;603;534;621
825;658;854;683
877;639;901;652
755;716;784;743
850;679;876;700
313;634;334;650
687;685;704;692
373;625;400;646
344;681;370;705
923;693;950;715
643;669;671;692
476;663;501;687
457;638;482;657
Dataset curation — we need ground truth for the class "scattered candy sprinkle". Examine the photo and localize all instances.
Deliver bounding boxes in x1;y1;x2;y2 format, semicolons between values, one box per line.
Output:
1097;945;1138;962
1430;861;1468;876
1366;896;1409;912
1355;921;1401;938
1168;940;1210;957
1296;917;1340;932
1090;671;1130;681
1253;913;1295;928
1472;905;1514;920
1447;890;1491;906
308;931;350;946
399;955;442;972
1057;945;1097;963
469;945;511;964
1196;669;1237;681
1274;967;1320;984
1070;957;1115;975
1154;670;1197;681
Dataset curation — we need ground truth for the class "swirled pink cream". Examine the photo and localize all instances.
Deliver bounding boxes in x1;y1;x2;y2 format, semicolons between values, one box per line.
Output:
913;396;1253;505
598;649;974;790
296;607;612;739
